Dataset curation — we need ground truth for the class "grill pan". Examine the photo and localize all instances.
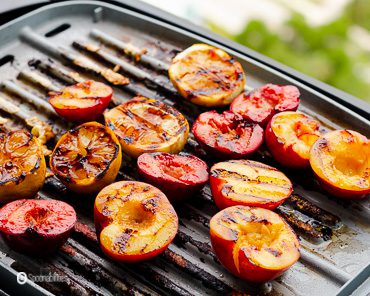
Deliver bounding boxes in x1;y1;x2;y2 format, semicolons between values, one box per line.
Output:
0;1;369;295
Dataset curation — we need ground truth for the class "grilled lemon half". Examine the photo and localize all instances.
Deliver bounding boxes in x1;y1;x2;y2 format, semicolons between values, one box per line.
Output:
0;130;46;203
50;122;122;194
169;44;246;107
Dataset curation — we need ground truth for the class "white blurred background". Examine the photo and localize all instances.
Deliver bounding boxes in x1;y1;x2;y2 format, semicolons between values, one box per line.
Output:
143;0;370;103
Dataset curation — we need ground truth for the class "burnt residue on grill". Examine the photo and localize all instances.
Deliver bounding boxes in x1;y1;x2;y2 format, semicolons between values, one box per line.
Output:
163;249;231;293
60;242;155;296
175;230;216;259
287;194;341;227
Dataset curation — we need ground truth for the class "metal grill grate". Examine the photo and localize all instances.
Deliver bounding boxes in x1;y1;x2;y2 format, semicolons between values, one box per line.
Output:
0;2;369;295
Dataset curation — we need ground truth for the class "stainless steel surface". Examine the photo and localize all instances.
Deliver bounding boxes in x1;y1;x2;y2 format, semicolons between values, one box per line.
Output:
0;1;369;295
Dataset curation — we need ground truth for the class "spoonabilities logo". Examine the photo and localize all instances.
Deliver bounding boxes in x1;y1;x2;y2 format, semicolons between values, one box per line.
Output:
17;272;28;285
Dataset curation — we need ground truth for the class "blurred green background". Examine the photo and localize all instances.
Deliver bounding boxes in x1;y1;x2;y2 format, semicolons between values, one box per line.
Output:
145;0;370;103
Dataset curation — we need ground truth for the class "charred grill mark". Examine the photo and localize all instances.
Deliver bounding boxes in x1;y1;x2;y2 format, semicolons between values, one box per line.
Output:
95;142;119;181
213;169;290;194
142;197;159;213
107;121;116;131
147;144;160;149
342;130;355;142
220;210;238;224
148;97;188;126
113;228;135;253
106;193;117;202
236;70;244;81
142;219;172;253
102;205;112;216
265;248;282;257
119;184;135;202
248;213;270;225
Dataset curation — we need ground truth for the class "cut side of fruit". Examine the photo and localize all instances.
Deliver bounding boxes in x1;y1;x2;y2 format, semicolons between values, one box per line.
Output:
0;130;46;203
0;199;76;255
265;112;321;168
192;110;263;159
169;44;246;107
210;160;292;210
50;122;121;194
94;181;178;262
310;130;370;198
49;80;113;122
104;97;189;158
210;206;300;282
230;84;300;126
137;152;209;202
51;97;97;108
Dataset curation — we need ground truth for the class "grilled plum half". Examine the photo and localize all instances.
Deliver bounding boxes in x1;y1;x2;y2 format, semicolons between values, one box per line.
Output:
137;152;209;202
265;112;321;169
49;80;112;122
230;84;300;126
210;206;300;282
210;160;292;210
94;181;178;262
310;130;370;198
0;199;76;256
192;110;263;159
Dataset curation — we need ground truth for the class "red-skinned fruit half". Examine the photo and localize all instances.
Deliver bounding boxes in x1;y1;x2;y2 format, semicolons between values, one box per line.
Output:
192;110;264;159
310;130;370;199
49;80;113;122
210;160;292;210
230;84;300;126
265;111;322;169
0;199;76;256
94;181;178;262
137;152;209;203
210;206;300;283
